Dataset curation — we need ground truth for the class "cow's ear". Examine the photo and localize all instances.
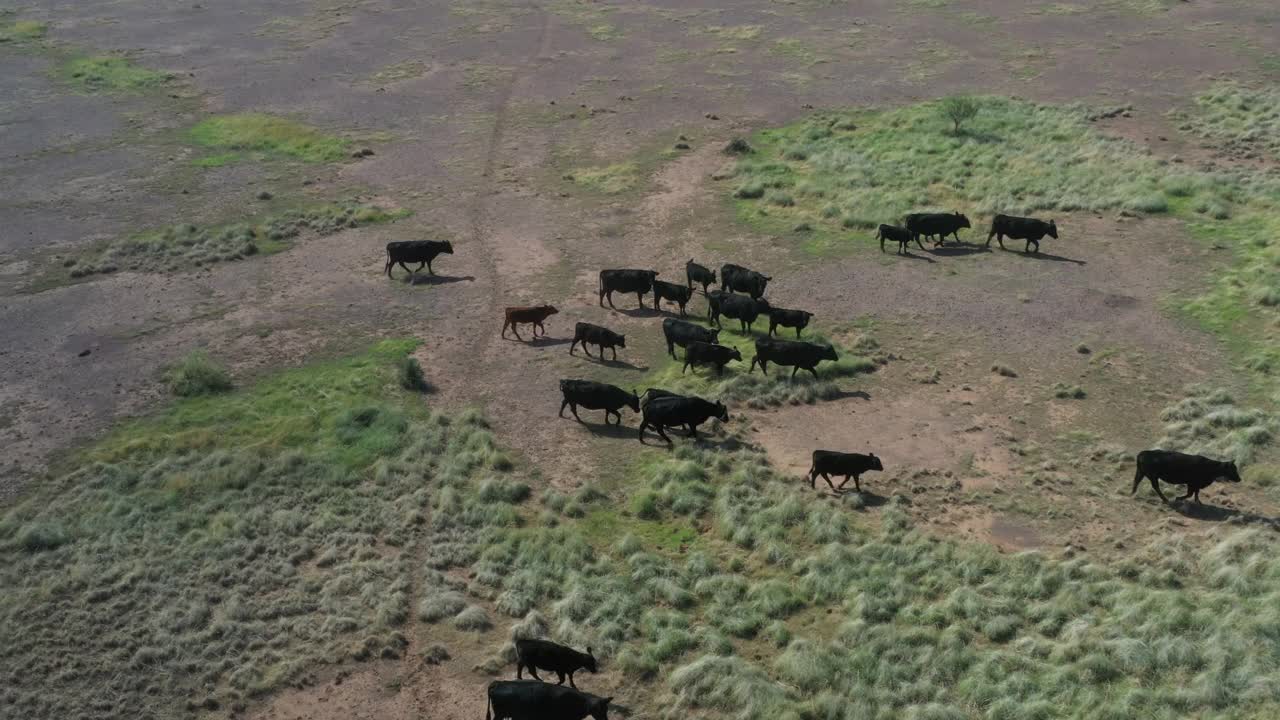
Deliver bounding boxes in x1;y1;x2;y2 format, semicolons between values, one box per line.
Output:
587;646;594;658
603;697;613;705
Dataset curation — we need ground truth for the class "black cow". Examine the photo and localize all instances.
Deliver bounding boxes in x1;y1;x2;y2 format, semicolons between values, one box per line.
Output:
638;395;728;444
486;680;611;720
808;450;884;492
986;214;1058;253
652;280;694;316
682;341;742;376
385;240;453;277
720;263;771;299
905;212;971;246
1131;449;1242;504
749;338;838;379
711;293;770;333
570;322;626;360
503;305;559;341
515;639;599;689
662;318;718;359
559;380;639;426
876;224;922;253
767;308;813;338
599;269;659;310
686;259;716;293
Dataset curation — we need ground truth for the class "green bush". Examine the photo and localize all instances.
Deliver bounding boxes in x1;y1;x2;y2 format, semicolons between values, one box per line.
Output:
398;356;430;392
164;351;232;397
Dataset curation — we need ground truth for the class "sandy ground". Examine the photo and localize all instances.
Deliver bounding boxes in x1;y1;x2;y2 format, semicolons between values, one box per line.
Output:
4;0;1280;717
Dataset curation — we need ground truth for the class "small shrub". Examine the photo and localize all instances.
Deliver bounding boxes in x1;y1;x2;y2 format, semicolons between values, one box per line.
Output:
454;606;492;632
1052;383;1086;399
16;522;71;552
939;96;980;134
724;137;754;155
422;644;450;665
735;182;765;199
418;590;466;622
165;351;233;397
398;356;430;392
992;365;1018;378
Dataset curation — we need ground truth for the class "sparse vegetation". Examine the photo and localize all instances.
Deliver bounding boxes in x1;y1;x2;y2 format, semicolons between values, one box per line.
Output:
62;200;407;279
1052;383;1086;399
165;350;233;397
566;162;639;195
61;55;172;92
189;113;350;163
0;16;47;43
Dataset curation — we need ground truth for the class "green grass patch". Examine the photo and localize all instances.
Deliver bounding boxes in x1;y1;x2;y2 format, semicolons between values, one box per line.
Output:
60;199;407;279
565;162;640;195
60;55;172;92
587;23;622;41
189;113;350;163
191;151;242;168
0;16;47;43
0;340;529;718
581;509;700;555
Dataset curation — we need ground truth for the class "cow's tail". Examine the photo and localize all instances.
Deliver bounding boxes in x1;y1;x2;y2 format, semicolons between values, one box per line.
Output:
486;691;492;720
1131;458;1145;495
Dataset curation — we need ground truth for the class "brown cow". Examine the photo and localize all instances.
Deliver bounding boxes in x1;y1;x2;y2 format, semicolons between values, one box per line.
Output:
502;305;559;341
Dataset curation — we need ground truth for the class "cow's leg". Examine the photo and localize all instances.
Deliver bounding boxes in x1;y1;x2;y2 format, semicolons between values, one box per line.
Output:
915;234;925;251
998;234;1006;250
682;359;691;374
656;425;673;444
385;256;394;277
555;671;566;685
809;366;820;380
821;472;837;492
569;338;577;355
853;474;862;493
511;324;524;341
836;474;850;490
1176;486;1195;502
795;326;802;339
568;672;578;690
607;409;619;425
667;340;676;359
1148;477;1170;504
715;363;724;377
687;423;698;438
1131;467;1145;495
501;320;509;339
559;398;570;418
527;666;543;682
986;229;996;247
808;466;818;489
768;321;777;337
570;404;583;423
534;322;545;337
426;259;436;275
398;261;413;275
611;346;618;361
517;661;524;679
598;289;606;307
637;292;645;309
606;291;617;309
414;261;426;273
678;301;687;317
638;421;649;442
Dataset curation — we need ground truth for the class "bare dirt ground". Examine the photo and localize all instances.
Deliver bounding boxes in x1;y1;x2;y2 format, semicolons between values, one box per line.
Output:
4;0;1280;717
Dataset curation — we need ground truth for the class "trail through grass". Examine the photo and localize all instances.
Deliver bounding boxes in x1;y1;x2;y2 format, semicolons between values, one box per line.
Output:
55;199;407;281
189;113;350;163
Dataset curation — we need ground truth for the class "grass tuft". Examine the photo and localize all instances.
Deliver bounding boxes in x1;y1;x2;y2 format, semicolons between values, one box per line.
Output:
398;356;431;393
165;351;233;397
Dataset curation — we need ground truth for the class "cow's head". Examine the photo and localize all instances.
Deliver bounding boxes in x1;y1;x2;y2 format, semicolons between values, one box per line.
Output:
954;212;972;229
714;402;729;422
1048;220;1059;239
441;241;454;254
869;453;884;472
616;334;626;348
755;297;772;312
542;305;560;315
728;348;743;362
584;646;600;673
1224;461;1242;483
821;344;839;361
627;391;640;414
647;270;660;279
589;696;612;720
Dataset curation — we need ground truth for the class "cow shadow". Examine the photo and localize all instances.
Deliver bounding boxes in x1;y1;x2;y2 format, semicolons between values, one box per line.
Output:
638;431;745;450
822;389;871;401
504;335;574;347
611;305;663;318
999;247;1086;265
566;418;639;440
817;487;890;506
1173;500;1280;528
895;250;936;263
926;242;989;257
403;274;476;286
572;354;648;372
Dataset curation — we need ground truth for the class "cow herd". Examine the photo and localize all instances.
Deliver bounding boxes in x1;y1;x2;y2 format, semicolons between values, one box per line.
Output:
876;211;1059;255
384;208;1248;720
